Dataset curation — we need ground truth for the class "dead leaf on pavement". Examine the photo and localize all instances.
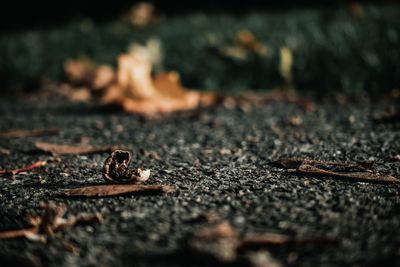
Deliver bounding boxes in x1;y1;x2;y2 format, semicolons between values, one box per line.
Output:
232;89;315;111
101;52;217;116
0;160;47;177
189;222;335;266
0;128;60;138
0;202;102;242
61;184;175;198
276;157;397;183
35;142;116;155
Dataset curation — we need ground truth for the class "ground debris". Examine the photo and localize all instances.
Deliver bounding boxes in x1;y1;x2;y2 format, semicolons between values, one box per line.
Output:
189;222;238;262
276;158;397;183
61;184;175;198
129;2;157;28
373;107;400;123
227;89;315;112
220;30;267;60
189;222;335;266
103;150;150;183
0;147;11;155
244;250;282;267
0;128;60;138
63;43;217;117
0;202;103;242
0;160;47;177
35;142;117;155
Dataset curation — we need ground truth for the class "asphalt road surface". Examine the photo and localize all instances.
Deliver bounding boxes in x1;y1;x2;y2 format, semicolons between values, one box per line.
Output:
0;96;399;267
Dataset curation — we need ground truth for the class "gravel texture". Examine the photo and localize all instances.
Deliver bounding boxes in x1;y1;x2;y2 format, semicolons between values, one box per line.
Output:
0;97;399;267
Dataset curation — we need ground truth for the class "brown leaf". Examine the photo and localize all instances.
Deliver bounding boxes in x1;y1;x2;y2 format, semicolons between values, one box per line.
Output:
0;128;60;138
276;158;397;183
35;142;116;155
64;58;115;90
297;164;398;183
0;202;102;243
238;233;290;248
0;227;37;239
236;90;315;111
64;58;97;85
103;150;150;183
101;53;216;116
276;158;374;171
189;222;335;266
0;160;47;177
236;31;267;55
61;184;175;198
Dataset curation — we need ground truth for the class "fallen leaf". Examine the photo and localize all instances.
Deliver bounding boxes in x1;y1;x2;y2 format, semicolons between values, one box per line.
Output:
103;150;150;183
58;84;92;102
61;184;175;198
0;161;47;177
235;89;315;111
35;142;116;155
128;38;162;69
0;128;60;138
0;147;11;155
276;158;374;171
64;58;115;90
276;158;397;183
238;233;290;249
0;202;102;242
296;164;397;183
129;2;156;27
189;222;334;266
101;53;216;116
236;31;267;55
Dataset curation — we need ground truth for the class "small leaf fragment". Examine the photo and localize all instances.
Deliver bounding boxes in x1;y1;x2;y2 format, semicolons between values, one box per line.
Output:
0;128;60;138
0;160;47;177
276;157;397;183
35;142;116;155
61;184;175;198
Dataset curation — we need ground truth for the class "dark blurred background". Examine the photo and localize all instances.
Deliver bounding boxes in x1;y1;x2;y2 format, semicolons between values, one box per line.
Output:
1;0;339;31
0;0;399;94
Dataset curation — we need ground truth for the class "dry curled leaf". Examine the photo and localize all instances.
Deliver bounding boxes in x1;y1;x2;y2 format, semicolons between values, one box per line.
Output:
276;158;397;183
35;142;116;155
103;150;150;183
0;202;102;242
101;53;216;116
61;184;175;198
0;160;47;177
0;128;60;138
